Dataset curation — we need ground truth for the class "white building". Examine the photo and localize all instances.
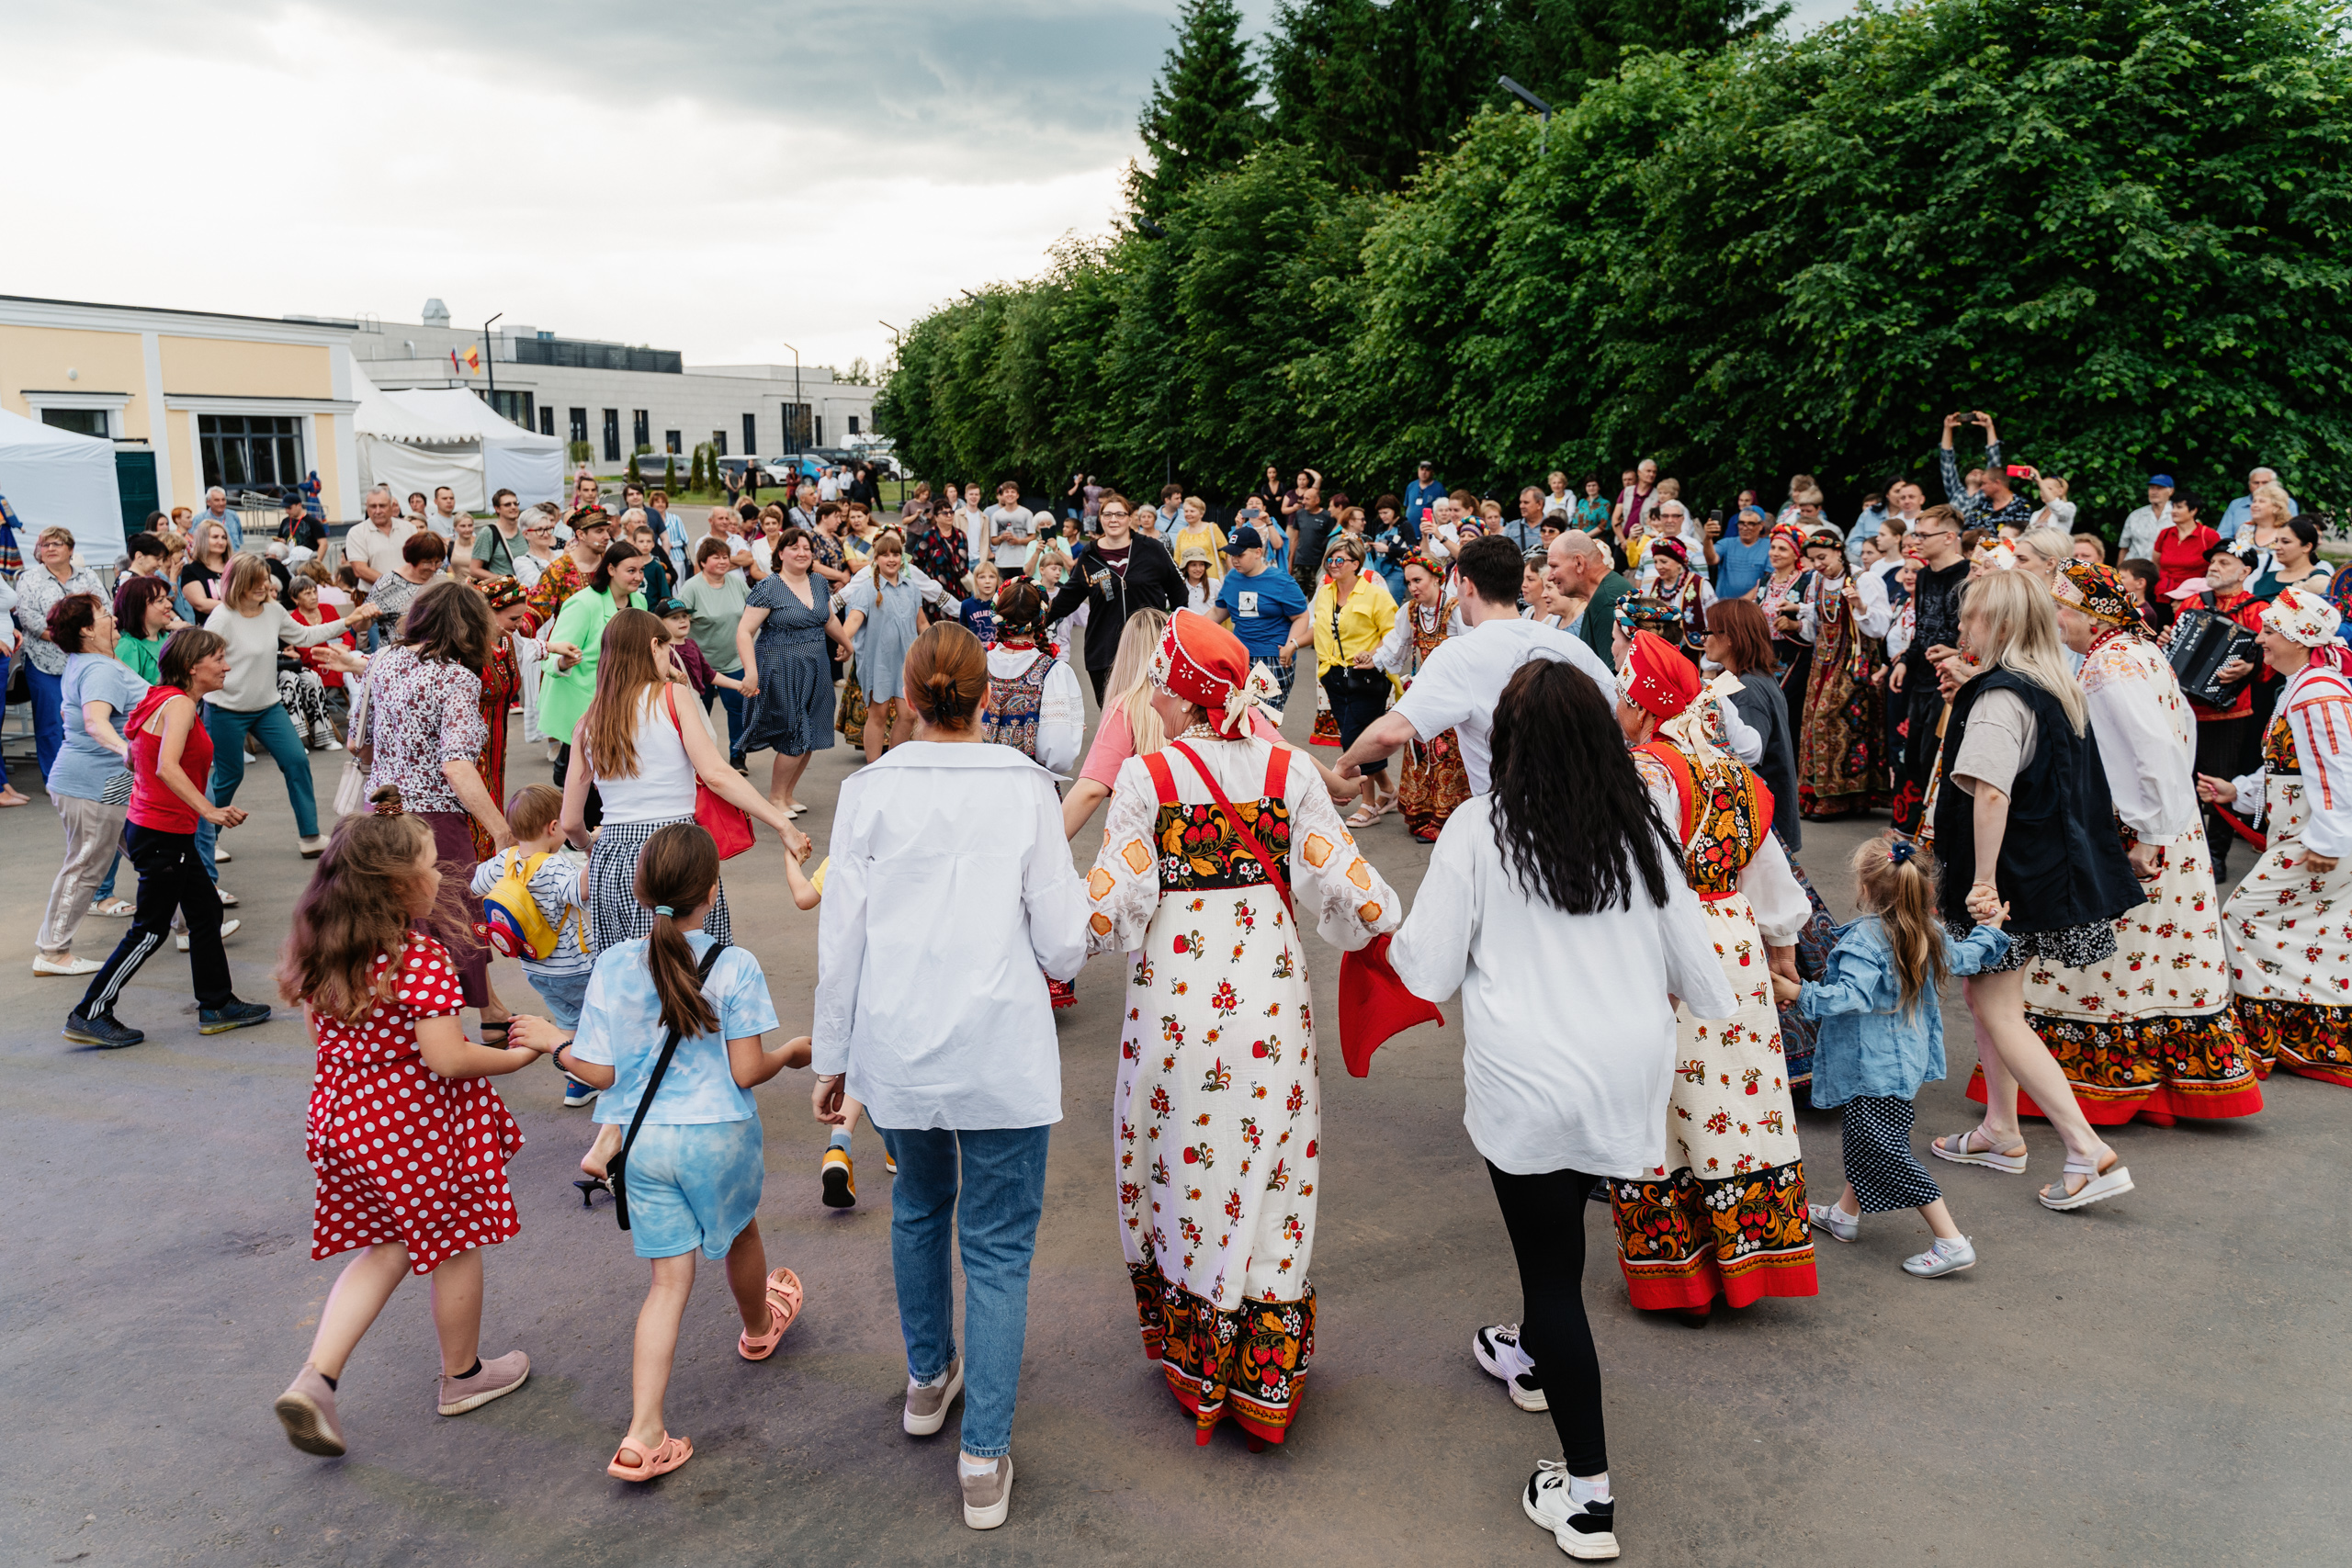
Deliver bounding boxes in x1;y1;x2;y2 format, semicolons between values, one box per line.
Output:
320;302;879;475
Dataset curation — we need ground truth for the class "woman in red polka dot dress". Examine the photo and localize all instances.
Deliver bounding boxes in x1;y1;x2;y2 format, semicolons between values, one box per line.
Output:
270;785;554;1460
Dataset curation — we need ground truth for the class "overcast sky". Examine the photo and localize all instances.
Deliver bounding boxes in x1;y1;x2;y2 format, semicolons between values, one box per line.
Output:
10;1;1854;373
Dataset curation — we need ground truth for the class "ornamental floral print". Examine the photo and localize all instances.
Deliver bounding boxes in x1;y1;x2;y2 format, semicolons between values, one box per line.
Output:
1088;736;1398;1445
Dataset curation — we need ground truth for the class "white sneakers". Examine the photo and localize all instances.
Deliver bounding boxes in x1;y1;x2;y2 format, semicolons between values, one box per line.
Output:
959;1453;1012;1530
1525;1461;1620;1561
1474;1323;1548;1412
298;834;330;859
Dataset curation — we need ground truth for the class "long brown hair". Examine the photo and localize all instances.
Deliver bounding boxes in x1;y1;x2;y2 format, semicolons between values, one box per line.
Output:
277;785;438;1023
1850;832;1950;1019
579;607;670;779
635;823;720;1037
397;579;493;671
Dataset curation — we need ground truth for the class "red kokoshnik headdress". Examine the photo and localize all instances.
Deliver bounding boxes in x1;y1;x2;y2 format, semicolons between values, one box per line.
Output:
1150;609;1280;739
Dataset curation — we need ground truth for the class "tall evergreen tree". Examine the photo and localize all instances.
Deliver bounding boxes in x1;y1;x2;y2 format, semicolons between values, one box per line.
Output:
1132;0;1264;221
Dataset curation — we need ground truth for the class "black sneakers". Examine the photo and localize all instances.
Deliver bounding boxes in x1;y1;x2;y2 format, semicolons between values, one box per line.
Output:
63;1010;144;1049
198;1000;273;1035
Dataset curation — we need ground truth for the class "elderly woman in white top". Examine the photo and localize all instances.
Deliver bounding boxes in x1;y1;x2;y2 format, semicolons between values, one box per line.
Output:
1390;657;1735;1562
812;622;1086;1532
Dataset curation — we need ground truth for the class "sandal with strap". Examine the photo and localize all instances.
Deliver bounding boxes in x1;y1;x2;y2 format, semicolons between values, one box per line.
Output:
740;1268;804;1361
1930;1126;2028;1174
2039;1148;2133;1212
606;1430;693;1482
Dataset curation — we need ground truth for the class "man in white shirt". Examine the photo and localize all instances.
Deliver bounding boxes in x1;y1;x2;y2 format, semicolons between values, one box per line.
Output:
342;486;417;587
2118;474;2174;562
1338;535;1613;795
818;467;842;503
987;480;1035;578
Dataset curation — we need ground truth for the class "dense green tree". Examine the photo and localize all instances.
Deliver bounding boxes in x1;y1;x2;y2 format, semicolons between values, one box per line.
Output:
1132;0;1264;221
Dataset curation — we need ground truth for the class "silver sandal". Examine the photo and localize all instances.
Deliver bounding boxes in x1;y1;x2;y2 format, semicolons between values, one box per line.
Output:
1902;1235;1977;1277
1930;1126;2027;1174
2039;1151;2132;1212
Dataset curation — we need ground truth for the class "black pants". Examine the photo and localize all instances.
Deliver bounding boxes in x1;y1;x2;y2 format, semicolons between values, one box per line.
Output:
1890;681;1945;836
2196;716;2253;874
1322;666;1390;775
77;823;233;1018
551;744;605;831
1486;1160;1608;1475
1088;665;1111;707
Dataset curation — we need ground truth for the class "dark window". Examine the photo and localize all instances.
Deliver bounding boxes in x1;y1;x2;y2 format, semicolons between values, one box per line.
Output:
40;408;108;438
601;409;620;463
664;430;682;454
741;412;756;455
568;407;587;445
814;415;822;446
540;408;555;437
490;389;535;429
780;401;812;452
198;413;302;491
632;409;650;450
510;338;683;374
712;429;728;457
847;414;860;435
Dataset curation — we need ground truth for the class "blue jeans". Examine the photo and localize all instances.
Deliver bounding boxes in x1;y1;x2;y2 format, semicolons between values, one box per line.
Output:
198;704;319;874
27;666;64;783
707;676;747;762
876;1123;1052;1459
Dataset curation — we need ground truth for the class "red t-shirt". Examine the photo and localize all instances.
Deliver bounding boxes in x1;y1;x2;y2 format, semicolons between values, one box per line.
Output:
2153;523;2222;599
128;686;212;833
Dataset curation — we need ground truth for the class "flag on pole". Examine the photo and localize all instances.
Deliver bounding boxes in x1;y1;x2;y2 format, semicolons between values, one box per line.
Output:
463;344;481;372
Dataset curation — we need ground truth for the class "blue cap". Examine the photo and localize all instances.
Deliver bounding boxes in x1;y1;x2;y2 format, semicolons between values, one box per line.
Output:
1224;525;1263;554
2149;473;2176;488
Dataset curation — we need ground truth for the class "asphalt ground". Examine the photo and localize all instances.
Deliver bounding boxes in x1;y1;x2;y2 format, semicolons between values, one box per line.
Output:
2;615;2344;1567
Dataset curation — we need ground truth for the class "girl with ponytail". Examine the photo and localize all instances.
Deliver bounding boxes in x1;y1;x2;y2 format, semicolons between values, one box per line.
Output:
1769;834;2010;1279
533;822;813;1483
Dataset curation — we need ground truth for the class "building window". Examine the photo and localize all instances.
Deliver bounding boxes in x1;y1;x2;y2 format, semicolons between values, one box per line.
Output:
780;401;812;452
847;414;860;436
540;408;555;437
491;389;535;429
711;429;728;457
741;412;757;455
814;415;823;446
601;409;620;463
198;413;302;491
40;408;109;438
632;409;650;451
568;407;587;446
664;430;682;455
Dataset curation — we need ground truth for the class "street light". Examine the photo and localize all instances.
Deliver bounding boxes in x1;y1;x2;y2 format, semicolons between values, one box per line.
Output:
483;310;503;412
779;341;803;457
1498;76;1553;157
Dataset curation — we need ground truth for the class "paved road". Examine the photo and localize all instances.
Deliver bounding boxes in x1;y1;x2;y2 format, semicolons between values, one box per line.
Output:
0;683;2339;1567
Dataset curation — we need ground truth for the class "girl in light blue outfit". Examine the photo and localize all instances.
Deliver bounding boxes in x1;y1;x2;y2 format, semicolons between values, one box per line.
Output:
1770;833;2009;1280
536;823;812;1484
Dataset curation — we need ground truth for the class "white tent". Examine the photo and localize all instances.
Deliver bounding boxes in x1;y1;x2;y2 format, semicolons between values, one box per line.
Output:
0;406;125;565
353;367;484;509
385;389;563;508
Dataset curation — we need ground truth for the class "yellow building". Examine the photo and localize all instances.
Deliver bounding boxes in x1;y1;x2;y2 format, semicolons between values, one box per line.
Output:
0;295;361;522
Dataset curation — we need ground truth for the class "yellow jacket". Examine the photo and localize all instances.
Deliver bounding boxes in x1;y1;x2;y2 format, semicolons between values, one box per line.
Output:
1310;570;1399;678
1172;520;1228;580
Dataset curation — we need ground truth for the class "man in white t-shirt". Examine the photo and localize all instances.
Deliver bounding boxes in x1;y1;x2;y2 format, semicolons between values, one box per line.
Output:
986;480;1035;577
1338;534;1613;795
818;467;842;503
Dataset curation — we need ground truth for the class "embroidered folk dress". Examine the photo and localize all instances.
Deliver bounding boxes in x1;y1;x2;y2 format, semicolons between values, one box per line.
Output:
1086;732;1400;1445
1611;735;1819;1312
984;640;1086;1008
303;936;524;1274
1793;571;1887;817
1986;630;2261;1123
1372;594;1472;838
2222;660;2352;1086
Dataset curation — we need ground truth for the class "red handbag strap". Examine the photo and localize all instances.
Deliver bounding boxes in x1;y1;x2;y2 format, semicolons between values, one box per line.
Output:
1168;740;1294;918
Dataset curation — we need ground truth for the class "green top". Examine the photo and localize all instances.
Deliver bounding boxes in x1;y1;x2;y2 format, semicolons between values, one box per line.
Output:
680;571;749;675
470;521;521;579
118;634;164;685
536;586;646;745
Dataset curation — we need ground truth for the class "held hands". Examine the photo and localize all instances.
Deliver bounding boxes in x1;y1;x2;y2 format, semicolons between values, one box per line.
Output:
1770;971;1804;1006
504;1014;565;1055
2194;773;2237;806
1278;643;1296;669
548;641;583;671
1964;880;2007;925
2126;840;2164;882
780;821;812;860
2307;852;2340;875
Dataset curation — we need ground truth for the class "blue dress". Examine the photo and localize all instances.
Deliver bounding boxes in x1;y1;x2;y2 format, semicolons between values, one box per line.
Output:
842;567;933;702
741;574;835;756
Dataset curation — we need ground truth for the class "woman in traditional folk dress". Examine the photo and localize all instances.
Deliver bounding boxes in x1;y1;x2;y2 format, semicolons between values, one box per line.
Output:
1373;554;1471;841
1757;524;1815;701
1085;611;1401;1447
2201;588;2352;1087
1607;631;1818;1323
1792;529;1887;818
466;577;578;863
1977;564;2261;1125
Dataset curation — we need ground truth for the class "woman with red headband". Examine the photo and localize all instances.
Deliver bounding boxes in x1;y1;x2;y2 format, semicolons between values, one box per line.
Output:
1606;630;1819;1323
1082;610;1401;1450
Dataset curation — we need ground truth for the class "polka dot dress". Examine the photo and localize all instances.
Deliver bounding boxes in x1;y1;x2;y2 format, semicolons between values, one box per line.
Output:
1838;1094;1941;1214
304;936;523;1274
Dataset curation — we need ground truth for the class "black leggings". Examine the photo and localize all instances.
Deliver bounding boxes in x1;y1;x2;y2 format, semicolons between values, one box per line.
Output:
1486;1160;1608;1475
78;823;234;1018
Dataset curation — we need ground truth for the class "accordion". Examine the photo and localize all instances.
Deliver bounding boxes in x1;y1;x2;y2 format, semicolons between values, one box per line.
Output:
2166;605;2258;708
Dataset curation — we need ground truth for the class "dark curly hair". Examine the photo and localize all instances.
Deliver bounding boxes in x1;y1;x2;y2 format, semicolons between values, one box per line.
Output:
46;592;105;655
1487;658;1672;913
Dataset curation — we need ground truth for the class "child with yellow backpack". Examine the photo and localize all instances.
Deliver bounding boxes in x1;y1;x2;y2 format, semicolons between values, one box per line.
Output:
471;784;596;1106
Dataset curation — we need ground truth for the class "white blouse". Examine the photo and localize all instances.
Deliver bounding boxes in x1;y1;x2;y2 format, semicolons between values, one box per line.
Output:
1388;796;1738;1177
813;742;1089;1130
2230;660;2352;859
1086;734;1401;959
2078;635;2198;843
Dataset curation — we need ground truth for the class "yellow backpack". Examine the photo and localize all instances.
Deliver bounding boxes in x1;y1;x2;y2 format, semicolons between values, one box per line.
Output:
481;849;585;962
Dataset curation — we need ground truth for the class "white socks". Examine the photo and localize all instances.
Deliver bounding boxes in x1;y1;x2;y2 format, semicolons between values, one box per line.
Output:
1569;1472;1611;1506
960;1453;998;1476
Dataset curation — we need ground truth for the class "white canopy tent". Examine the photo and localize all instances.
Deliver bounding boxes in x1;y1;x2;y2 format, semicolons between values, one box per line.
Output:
353;367;483;509
385;389;563;509
0;406;126;565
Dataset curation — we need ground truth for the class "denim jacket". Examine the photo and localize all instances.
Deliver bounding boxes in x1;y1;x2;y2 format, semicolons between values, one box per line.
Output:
1798;916;2010;1108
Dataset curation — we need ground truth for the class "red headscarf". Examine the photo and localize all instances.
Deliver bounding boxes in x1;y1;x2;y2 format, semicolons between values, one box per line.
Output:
1150;609;1280;739
1616;629;1700;720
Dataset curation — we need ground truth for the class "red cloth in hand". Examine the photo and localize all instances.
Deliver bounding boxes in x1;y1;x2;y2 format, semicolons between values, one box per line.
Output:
1337;932;1442;1078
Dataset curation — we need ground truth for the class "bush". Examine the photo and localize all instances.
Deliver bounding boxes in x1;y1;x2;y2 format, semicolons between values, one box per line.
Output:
662;454;678;494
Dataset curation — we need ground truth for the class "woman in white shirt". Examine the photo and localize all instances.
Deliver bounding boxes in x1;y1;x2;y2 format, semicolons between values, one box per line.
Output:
812;622;1087;1530
1389;656;1735;1562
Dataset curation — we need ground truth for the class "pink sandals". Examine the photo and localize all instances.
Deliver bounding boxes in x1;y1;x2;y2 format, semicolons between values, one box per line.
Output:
607;1431;693;1481
739;1267;805;1361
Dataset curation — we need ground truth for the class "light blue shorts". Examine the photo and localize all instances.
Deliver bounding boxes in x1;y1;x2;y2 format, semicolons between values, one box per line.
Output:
526;967;591;1030
618;1117;764;1260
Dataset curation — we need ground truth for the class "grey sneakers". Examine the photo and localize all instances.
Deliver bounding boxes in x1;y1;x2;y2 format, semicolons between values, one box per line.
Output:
436;1349;531;1416
960;1454;1012;1529
274;1363;345;1457
902;1357;964;1437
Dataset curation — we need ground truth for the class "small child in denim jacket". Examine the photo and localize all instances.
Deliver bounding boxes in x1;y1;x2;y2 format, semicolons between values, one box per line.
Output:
1771;833;2008;1279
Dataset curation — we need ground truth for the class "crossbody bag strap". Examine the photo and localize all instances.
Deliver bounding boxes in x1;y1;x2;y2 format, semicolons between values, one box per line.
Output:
1168;740;1295;919
610;941;729;1231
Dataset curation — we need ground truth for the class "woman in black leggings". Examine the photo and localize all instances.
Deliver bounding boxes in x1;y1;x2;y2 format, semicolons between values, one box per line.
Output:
1386;658;1739;1563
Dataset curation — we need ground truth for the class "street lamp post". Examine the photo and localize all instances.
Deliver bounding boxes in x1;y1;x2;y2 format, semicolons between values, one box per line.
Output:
780;341;803;460
1498;76;1553;157
483;311;503;412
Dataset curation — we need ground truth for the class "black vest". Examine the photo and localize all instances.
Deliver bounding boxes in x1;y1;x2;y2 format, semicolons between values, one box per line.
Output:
1933;669;2144;933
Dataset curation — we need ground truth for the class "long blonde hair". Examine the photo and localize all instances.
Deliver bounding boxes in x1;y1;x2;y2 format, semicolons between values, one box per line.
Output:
1959;570;2088;734
1850;833;1949;1020
1104;606;1171;756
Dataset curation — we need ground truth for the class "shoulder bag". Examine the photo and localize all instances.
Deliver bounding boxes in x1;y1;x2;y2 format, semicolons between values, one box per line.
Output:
608;941;730;1231
662;682;755;858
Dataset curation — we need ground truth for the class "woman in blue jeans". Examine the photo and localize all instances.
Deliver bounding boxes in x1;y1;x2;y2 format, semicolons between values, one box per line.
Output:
810;622;1087;1532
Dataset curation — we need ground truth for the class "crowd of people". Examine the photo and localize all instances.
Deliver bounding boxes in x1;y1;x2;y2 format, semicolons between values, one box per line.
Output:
3;429;2346;1558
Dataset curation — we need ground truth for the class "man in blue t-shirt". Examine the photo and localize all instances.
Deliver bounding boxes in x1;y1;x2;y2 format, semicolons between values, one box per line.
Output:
1403;461;1445;533
1712;505;1774;601
1213;525;1310;715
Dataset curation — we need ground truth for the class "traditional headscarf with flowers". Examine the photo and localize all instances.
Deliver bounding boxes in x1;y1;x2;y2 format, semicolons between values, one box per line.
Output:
477;575;528;612
1150;609;1281;739
2262;584;2346;649
2052;561;2143;631
1770;521;1807;560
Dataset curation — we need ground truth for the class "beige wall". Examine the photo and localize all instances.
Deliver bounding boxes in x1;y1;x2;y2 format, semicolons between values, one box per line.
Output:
158;335;332;399
308;412;341;515
0;325;152;435
165;412;198;513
